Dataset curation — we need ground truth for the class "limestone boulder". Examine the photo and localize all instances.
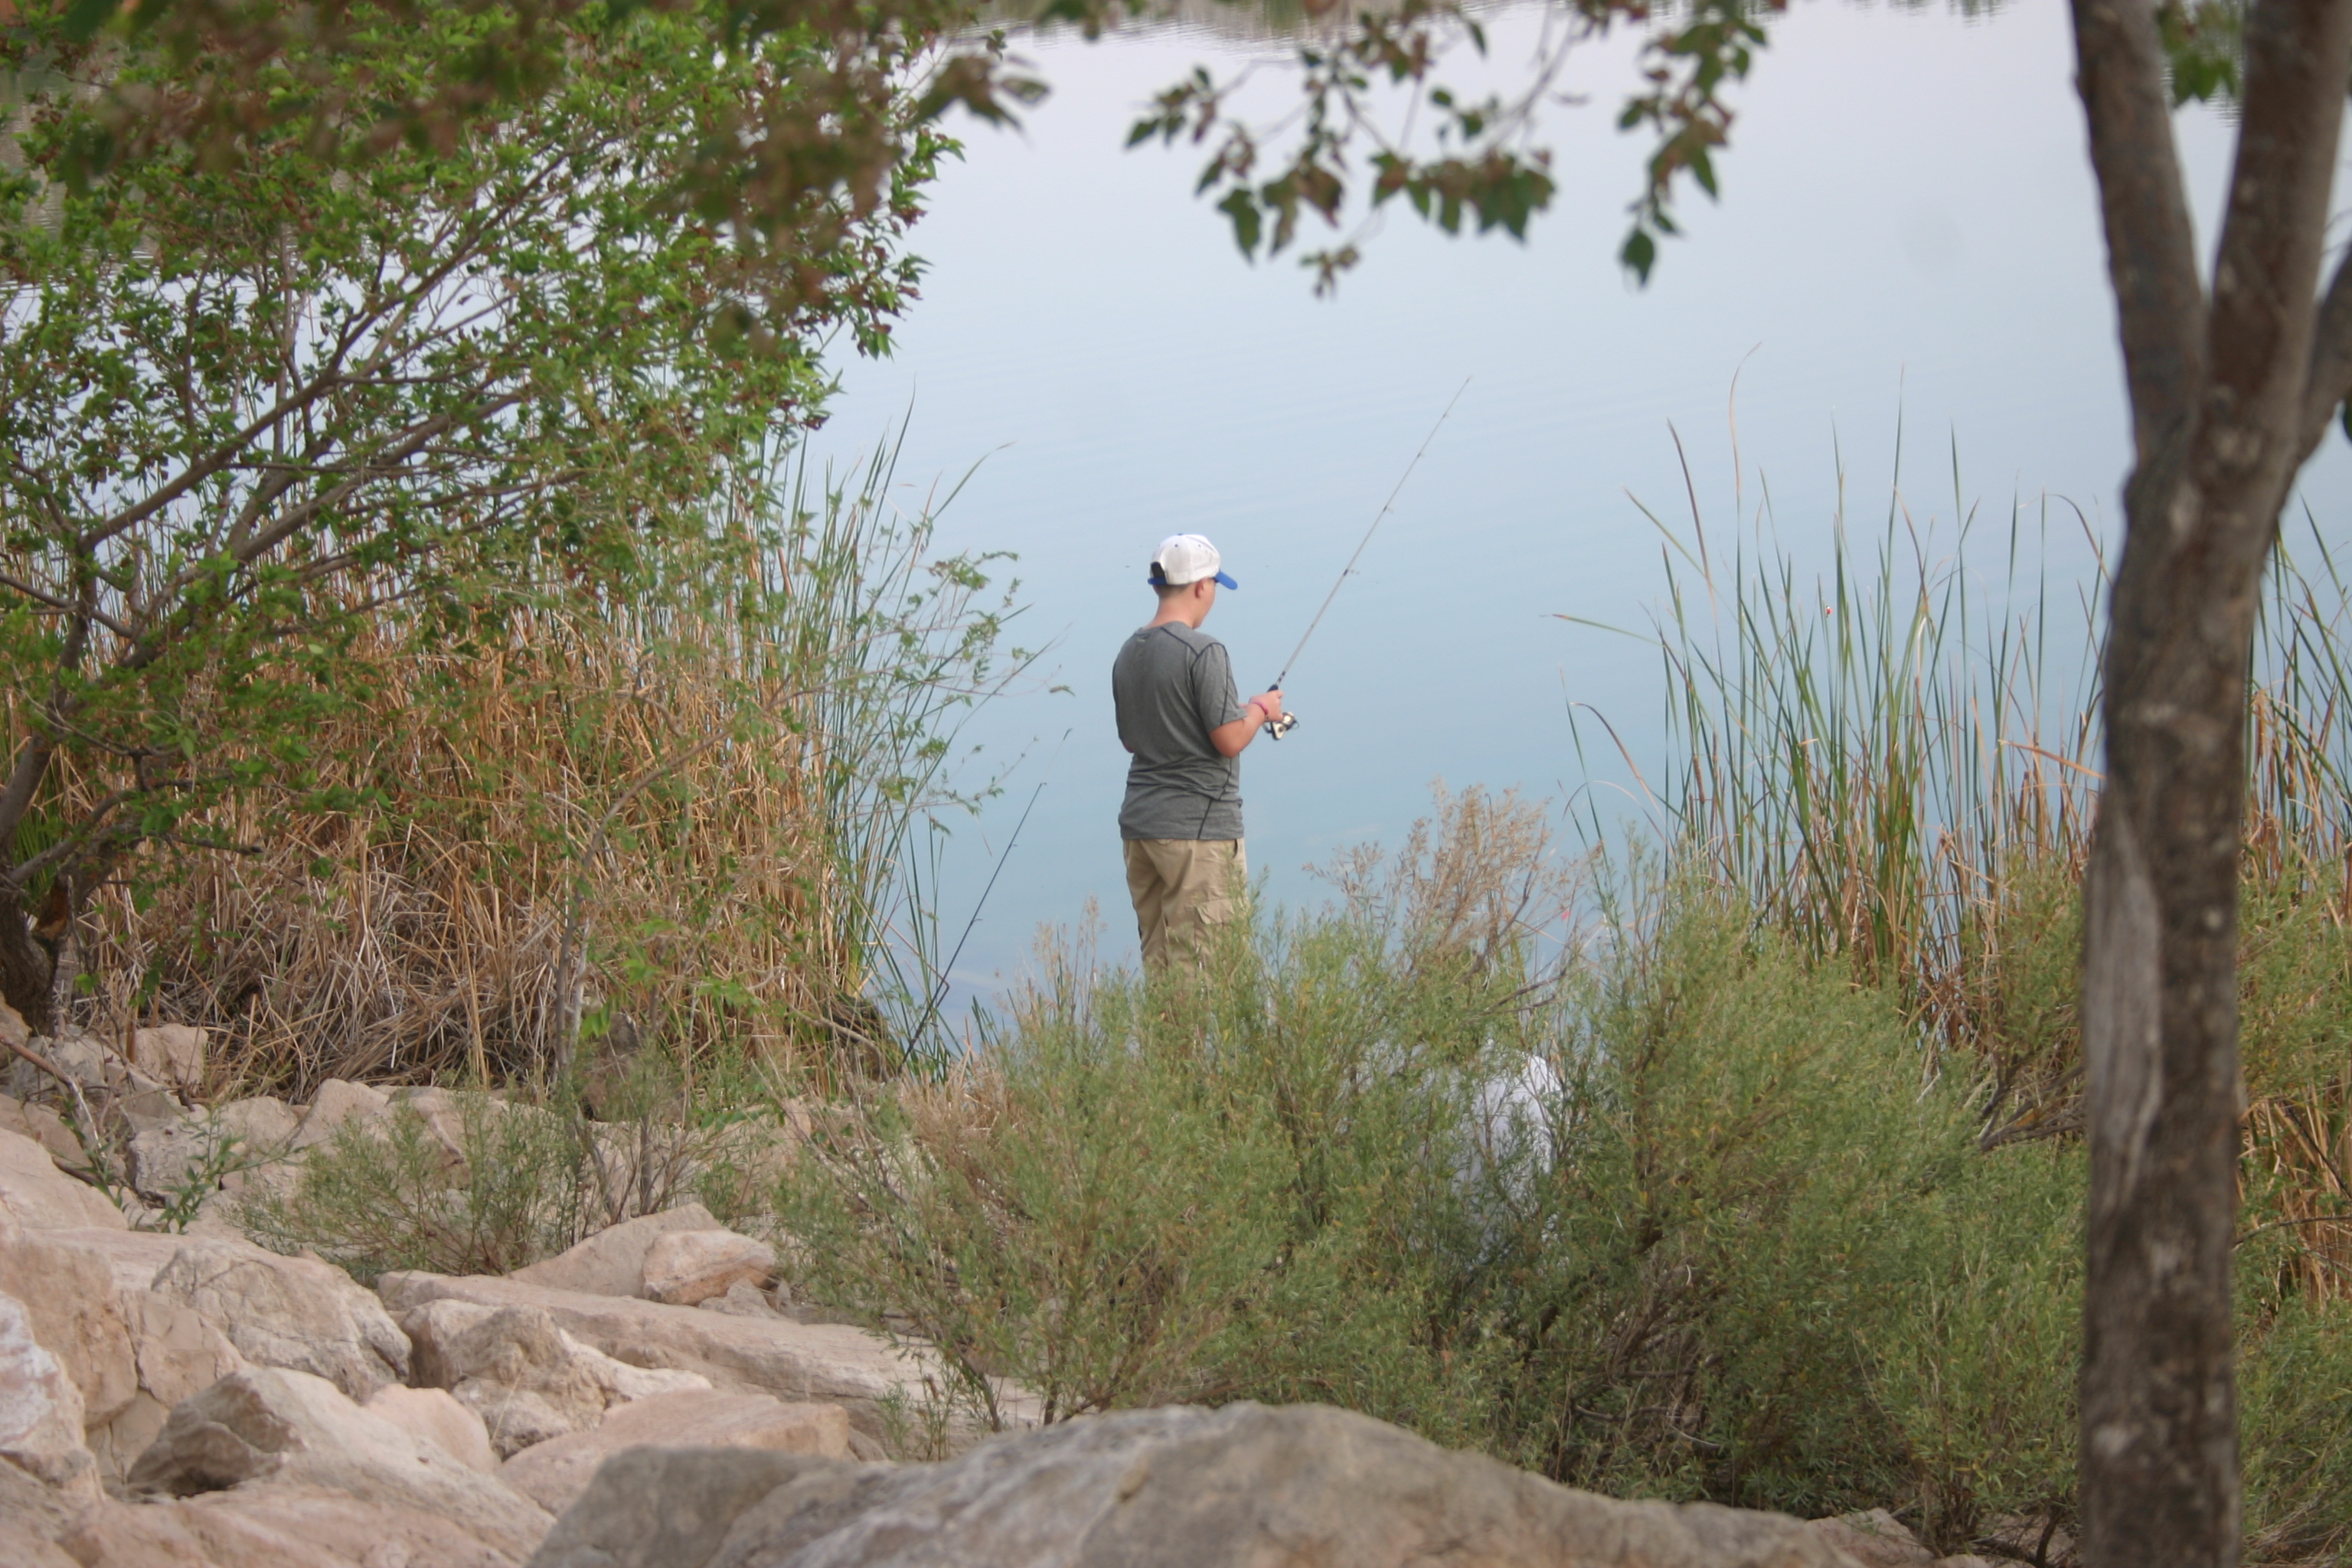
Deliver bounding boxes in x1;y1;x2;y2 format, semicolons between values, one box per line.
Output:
528;1449;817;1568
0;1096;81;1169
701;1280;783;1319
0;1460;92;1568
289;1079;390;1151
1809;1509;1935;1568
212;1096;303;1156
0;1224;249;1482
381;1269;1014;1457
150;1237;409;1400
642;1228;776;1307
364;1383;498;1473
407;1300;609;1457
126;1366;551;1557
0;1126;126;1231
386;1085;479;1172
62;1483;533;1568
128;1025;205;1095
511;1203;720;1298
501;1391;850;1515
0;1289;97;1496
403;1297;709;1456
95;1288;248;1481
0;1227;139;1429
125;1117;213;1205
528;1403;1866;1568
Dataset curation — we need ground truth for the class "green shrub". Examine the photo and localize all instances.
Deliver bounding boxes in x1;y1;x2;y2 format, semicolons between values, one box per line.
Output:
2242;1293;2352;1564
242;1050;788;1282
778;799;2349;1560
1481;883;2082;1546
779;788;1560;1437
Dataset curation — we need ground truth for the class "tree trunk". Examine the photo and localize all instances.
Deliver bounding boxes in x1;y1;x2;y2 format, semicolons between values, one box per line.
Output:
0;887;57;1035
0;737;61;1034
2070;5;2352;1566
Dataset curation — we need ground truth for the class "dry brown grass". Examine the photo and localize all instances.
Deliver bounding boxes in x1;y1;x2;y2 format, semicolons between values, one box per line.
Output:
19;462;1011;1099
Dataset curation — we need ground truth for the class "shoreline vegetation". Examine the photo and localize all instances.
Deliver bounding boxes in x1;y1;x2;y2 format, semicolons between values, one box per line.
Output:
240;442;2352;1564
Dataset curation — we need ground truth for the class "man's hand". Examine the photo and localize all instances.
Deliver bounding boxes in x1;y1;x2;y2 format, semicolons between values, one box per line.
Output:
1210;689;1286;758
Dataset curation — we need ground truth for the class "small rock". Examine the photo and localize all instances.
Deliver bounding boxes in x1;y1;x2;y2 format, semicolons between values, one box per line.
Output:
381;1269;1011;1458
124;1117;213;1204
698;1279;780;1318
641;1228;774;1307
498;1390;850;1514
212;1096;302;1155
510;1203;720;1298
18;1033;108;1094
1810;1508;1936;1568
404;1297;710;1457
364;1383;498;1474
127;1026;204;1094
126;1367;550;1558
0;1289;98;1496
290;1079;390;1151
149;1237;410;1400
405;1300;610;1457
107;1084;182;1139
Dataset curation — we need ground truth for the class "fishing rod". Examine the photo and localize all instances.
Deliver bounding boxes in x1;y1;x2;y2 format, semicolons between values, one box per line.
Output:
1261;377;1472;740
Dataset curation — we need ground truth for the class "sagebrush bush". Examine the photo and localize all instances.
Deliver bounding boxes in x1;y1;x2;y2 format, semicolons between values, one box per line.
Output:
779;796;2349;1562
779;788;1566;1436
243;1049;789;1282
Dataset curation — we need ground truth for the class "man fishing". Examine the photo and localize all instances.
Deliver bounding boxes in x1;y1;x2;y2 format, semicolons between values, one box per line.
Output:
1112;534;1283;972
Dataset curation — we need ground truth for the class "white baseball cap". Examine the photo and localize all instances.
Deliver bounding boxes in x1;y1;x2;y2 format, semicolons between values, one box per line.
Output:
1148;534;1239;589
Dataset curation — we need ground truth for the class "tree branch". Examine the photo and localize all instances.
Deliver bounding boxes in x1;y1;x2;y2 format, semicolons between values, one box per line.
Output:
2195;0;2352;560
2069;0;2209;464
2296;244;2352;461
0;572;136;641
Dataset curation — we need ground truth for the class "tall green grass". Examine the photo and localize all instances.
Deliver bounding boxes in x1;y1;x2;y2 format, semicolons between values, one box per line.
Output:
1569;431;2352;1304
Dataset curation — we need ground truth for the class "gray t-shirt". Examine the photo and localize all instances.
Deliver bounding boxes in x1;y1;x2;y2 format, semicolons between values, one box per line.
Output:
1112;620;1247;841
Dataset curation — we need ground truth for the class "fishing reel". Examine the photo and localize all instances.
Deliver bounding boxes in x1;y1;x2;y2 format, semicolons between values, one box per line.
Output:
1264;709;1299;740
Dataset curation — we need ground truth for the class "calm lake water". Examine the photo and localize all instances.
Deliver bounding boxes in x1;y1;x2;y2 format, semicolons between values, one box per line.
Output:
808;1;2352;1021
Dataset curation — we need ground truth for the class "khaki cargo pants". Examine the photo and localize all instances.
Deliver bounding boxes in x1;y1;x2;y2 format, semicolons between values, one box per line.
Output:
1123;838;1246;972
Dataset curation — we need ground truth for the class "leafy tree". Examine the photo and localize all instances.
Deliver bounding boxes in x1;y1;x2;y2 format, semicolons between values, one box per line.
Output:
11;1;2342;1564
0;0;942;1031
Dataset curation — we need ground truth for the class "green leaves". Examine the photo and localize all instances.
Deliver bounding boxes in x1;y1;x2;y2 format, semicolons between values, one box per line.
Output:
1112;0;1772;292
0;0;931;1018
2156;0;2245;108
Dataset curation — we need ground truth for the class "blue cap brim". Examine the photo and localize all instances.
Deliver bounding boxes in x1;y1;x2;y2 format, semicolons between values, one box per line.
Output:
1214;570;1238;589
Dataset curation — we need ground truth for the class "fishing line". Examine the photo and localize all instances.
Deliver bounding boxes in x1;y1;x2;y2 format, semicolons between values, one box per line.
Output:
907;727;1071;1053
1261;376;1472;738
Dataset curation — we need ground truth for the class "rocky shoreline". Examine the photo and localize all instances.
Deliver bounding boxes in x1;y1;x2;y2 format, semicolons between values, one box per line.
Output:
2;1013;1997;1568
